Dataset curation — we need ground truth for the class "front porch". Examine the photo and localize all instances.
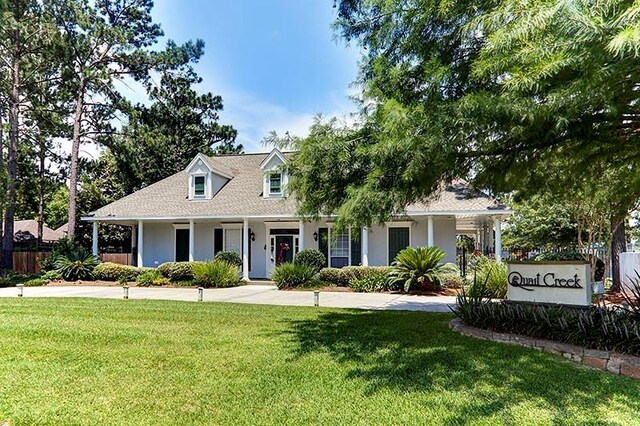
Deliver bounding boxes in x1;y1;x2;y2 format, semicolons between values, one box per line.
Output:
88;214;506;280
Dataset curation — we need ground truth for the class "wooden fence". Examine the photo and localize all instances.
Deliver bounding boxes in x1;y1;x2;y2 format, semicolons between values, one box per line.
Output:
99;253;132;266
13;252;49;274
12;251;132;274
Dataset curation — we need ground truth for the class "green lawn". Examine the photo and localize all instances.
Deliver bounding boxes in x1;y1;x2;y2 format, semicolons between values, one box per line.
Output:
0;299;639;425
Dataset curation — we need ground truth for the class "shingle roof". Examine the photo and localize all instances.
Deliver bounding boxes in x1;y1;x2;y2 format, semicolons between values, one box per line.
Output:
88;152;508;220
14;220;65;242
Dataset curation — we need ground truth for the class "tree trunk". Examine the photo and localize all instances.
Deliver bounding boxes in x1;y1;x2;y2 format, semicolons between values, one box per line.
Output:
67;78;85;241
37;136;46;248
3;27;20;271
0;108;5;268
610;216;627;292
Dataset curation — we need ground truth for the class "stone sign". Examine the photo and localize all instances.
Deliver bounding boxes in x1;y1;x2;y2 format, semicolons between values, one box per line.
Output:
507;261;592;306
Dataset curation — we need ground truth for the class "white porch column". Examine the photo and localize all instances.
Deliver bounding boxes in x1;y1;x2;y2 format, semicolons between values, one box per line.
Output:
494;217;502;261
242;218;250;281
362;227;369;266
92;222;98;256
189;220;195;262
137;220;144;267
427;216;434;247
298;221;305;251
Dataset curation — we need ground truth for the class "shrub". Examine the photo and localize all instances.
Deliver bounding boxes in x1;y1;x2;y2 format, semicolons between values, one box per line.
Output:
388;246;458;291
469;259;507;298
453;280;640;356
136;270;170;287
534;252;605;281
440;273;465;289
319;267;342;285
94;262;147;282
193;260;241;288
39;237;86;272
294;249;326;273
54;250;100;281
157;262;200;281
349;269;395;292
23;278;48;287
214;251;242;267
41;270;61;281
272;263;315;289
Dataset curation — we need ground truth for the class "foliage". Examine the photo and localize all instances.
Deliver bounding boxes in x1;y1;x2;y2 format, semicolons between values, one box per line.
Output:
271;263;315;289
41;270;62;281
136;270;169;287
318;266;392;287
23;278;49;287
349;269;398;292
54;250;100;281
318;267;343;285
294;249;326;273
534;252;605;282
388;247;458;292
454;279;640;356
469;259;508;299
94;262;148;282
440;274;465;289
503;194;578;250
213;251;242;267
157;262;200;281
39;237;85;272
192;260;241;288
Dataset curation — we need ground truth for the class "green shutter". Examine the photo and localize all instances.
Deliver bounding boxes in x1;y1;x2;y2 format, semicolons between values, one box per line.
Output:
318;228;329;267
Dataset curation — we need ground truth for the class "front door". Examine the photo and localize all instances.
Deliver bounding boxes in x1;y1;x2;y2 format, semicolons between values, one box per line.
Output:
267;234;299;277
175;229;190;262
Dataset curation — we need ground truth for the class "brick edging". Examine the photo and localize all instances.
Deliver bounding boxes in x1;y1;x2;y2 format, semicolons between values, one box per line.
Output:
449;318;640;380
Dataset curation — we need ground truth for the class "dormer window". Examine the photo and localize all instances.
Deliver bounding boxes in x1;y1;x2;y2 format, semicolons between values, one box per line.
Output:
269;173;282;195
194;175;206;197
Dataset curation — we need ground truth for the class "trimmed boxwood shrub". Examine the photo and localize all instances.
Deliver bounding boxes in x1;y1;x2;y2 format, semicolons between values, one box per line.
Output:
157;262;202;281
42;270;62;281
319;266;393;286
193;260;241;288
272;263;315;289
214;251;242;267
24;278;49;287
294;249;326;273
136;270;171;287
349;269;398;292
94;262;150;282
319;267;342;284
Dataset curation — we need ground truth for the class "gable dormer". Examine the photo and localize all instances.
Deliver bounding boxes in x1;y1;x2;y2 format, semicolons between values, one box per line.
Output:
260;148;287;198
186;153;233;200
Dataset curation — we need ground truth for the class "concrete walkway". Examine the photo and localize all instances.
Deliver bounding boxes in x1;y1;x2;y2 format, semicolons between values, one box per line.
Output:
0;285;457;312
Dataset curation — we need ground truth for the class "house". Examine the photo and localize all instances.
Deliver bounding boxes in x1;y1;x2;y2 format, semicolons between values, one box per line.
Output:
83;149;511;280
14;219;65;249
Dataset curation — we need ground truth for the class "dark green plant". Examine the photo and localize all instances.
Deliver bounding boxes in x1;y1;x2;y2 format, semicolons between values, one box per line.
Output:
471;260;507;299
294;249;326;273
94;262;148;282
388;246;458;292
39;237;86;272
534;252;605;282
54;250;100;281
213;251;242;267
193;260;240;288
157;262;202;281
272;263;314;289
24;278;49;287
349;270;397;292
136;270;169;287
319;267;342;285
41;270;62;281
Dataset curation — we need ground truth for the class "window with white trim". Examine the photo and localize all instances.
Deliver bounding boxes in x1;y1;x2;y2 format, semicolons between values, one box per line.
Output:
224;228;242;255
194;175;206;197
330;229;350;268
269;172;282;194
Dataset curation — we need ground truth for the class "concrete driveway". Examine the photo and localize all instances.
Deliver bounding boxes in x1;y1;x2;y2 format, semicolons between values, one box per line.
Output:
0;284;458;312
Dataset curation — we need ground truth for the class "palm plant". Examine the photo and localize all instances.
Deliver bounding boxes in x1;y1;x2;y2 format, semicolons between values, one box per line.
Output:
54;250;100;281
388;246;459;292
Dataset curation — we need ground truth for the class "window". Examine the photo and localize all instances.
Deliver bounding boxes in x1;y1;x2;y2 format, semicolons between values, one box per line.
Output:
224;228;242;255
330;229;350;268
269;173;282;194
194;175;206;196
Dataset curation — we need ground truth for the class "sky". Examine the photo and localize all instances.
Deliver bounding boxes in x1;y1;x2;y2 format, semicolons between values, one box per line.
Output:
141;0;361;153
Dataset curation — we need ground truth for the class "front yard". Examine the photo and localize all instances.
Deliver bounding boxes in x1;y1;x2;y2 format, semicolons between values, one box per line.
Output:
0;299;639;425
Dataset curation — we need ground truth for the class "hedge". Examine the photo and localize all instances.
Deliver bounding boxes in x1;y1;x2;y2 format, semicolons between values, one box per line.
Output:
94;262;151;282
319;266;393;286
157;261;205;281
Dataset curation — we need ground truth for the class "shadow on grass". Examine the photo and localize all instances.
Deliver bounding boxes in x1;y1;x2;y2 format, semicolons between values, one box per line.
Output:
281;310;640;422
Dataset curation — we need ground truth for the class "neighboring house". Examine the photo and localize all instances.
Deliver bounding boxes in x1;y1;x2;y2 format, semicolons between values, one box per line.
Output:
83;149;511;280
14;220;65;249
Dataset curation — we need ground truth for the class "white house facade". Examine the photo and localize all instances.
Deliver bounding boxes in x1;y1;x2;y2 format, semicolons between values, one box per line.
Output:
83;149;511;280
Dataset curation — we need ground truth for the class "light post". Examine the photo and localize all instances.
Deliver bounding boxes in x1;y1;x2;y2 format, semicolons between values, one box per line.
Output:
314;290;319;307
17;284;23;297
198;287;204;302
123;285;129;300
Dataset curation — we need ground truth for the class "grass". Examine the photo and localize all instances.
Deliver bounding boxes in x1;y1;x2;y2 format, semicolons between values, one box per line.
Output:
0;299;639;425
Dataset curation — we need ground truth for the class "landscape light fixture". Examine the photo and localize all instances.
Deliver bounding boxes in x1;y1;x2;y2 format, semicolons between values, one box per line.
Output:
250;231;255;242
123;285;129;300
198;287;204;302
313;232;318;242
314;290;320;307
17;284;23;298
